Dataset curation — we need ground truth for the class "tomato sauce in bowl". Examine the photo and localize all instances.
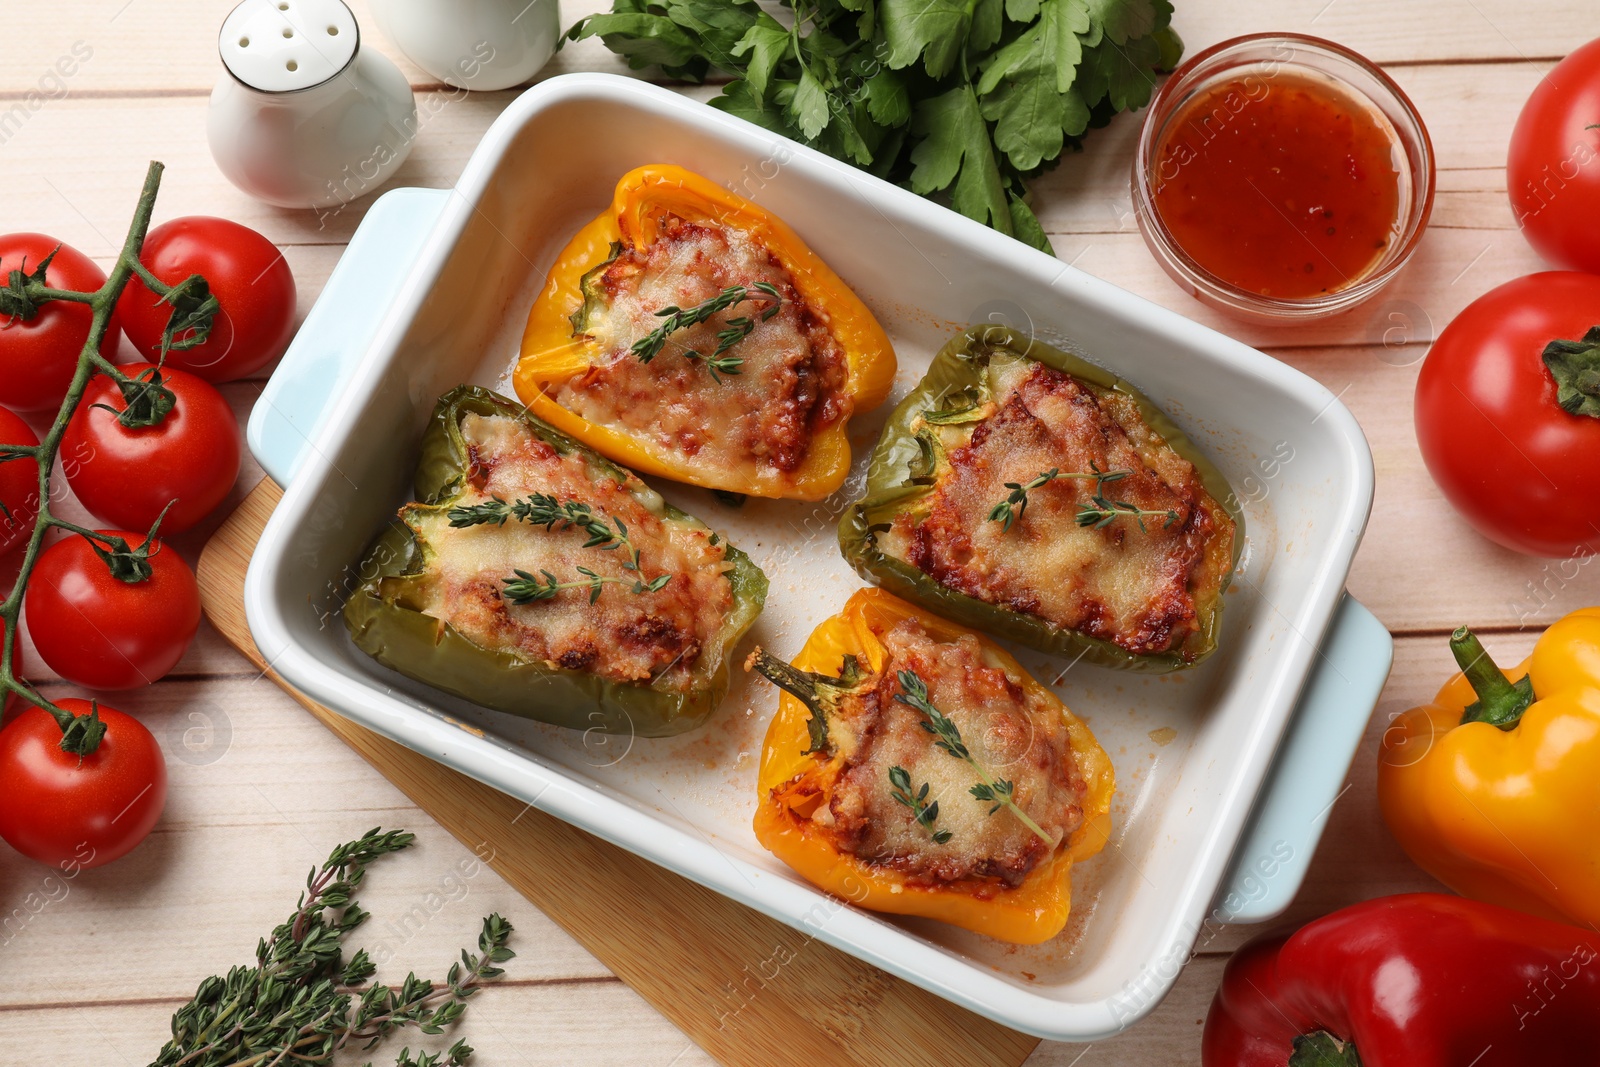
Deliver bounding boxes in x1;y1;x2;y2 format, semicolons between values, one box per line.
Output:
1133;34;1434;324
1151;73;1401;299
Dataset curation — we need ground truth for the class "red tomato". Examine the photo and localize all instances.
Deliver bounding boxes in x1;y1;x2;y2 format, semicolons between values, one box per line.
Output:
25;529;201;689
0;700;166;868
0;405;39;556
115;217;296;382
0;234;121;411
1415;271;1600;557
61;363;240;534
1508;37;1600;272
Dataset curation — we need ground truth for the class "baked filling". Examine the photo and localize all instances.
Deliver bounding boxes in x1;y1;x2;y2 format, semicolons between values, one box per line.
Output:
559;215;851;484
392;412;736;691
773;616;1086;889
879;355;1236;659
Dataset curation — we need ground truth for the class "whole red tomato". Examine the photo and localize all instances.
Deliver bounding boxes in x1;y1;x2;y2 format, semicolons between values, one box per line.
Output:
0;405;39;556
0;234;121;411
62;363;240;534
115;216;296;382
1508;37;1600;272
25;530;201;689
1415;271;1600;557
0;700;166;868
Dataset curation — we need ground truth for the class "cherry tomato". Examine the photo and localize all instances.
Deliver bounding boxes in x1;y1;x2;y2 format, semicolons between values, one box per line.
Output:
1508;37;1600;273
0;405;39;556
61;363;240;534
1415;271;1600;557
25;530;201;689
0;700;166;868
115;217;296;382
0;234;121;411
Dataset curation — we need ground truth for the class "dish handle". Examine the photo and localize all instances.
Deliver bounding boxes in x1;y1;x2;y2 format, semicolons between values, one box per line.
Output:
1210;592;1392;924
247;186;452;486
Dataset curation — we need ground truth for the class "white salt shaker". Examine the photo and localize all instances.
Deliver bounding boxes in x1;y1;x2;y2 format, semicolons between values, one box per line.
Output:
208;0;417;210
372;0;560;92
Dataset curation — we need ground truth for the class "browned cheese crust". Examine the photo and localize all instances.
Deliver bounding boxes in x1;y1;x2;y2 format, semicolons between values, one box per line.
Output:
558;215;850;481
879;358;1235;658
396;413;735;691
816;618;1086;889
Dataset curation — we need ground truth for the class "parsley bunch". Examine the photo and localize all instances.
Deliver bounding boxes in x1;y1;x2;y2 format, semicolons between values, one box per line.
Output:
568;0;1181;253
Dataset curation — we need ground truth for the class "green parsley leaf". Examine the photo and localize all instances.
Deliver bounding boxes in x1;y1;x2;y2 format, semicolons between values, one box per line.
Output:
911;86;1011;235
732;17;791;99
881;0;971;78
791;66;832;140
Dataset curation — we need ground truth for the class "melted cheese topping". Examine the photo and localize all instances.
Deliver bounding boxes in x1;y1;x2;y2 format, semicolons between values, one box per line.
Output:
396;413;735;691
815;618;1085;888
879;358;1234;658
556;216;850;486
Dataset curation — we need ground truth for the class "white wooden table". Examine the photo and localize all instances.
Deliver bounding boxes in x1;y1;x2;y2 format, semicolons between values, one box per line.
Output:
2;2;1595;1063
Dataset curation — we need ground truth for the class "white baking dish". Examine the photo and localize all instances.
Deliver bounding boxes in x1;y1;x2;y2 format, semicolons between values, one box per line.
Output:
243;74;1390;1041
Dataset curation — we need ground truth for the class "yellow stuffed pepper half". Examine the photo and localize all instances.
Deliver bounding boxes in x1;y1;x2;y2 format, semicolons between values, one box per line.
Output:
746;588;1114;945
515;164;895;501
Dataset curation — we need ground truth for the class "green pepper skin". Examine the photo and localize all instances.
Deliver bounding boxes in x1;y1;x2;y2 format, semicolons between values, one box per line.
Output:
838;326;1244;673
344;385;769;737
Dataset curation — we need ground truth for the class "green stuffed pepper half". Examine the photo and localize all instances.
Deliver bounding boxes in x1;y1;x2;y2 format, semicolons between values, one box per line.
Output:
345;385;768;736
839;326;1242;672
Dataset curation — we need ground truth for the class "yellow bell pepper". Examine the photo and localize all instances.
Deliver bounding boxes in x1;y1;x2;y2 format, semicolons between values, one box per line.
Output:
514;164;895;501
1378;607;1600;927
748;588;1114;945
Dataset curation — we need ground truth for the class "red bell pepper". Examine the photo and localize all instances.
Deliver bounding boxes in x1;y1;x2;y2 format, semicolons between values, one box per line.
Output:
1202;894;1600;1066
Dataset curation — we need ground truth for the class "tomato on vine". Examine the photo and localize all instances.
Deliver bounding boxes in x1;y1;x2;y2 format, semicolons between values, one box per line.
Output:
26;528;201;690
0;405;40;556
0;700;166;868
0;235;123;411
62;362;240;534
115;216;295;382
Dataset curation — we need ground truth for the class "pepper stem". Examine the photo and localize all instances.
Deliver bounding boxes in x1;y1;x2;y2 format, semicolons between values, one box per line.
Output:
746;646;860;755
1452;626;1536;730
1542;326;1600;419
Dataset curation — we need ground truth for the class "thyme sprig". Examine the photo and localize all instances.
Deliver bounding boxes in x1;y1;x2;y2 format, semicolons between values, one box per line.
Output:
888;765;951;844
151;828;515;1067
1076;490;1180;532
894;670;1055;848
629;282;782;382
502;566;671;606
447;494;671;606
0;161;215;757
987;464;1132;533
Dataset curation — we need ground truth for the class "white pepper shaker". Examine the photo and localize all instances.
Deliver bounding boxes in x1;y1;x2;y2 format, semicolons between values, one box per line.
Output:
208;0;417;210
372;0;560;92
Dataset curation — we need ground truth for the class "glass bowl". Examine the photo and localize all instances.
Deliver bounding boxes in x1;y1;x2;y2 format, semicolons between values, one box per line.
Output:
1131;33;1435;324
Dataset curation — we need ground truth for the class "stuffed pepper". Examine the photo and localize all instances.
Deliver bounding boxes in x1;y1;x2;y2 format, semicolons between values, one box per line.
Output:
344;386;768;737
840;325;1241;671
746;588;1113;944
515;164;896;501
1203;893;1600;1066
1378;608;1600;928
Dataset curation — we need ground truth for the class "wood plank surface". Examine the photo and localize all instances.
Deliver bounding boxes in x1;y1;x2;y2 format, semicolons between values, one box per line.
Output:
2;1;1598;1065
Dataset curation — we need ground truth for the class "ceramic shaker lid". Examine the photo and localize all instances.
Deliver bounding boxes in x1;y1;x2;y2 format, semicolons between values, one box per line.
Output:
218;0;359;92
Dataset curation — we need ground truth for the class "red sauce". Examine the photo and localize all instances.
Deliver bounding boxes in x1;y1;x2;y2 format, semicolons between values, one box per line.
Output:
1150;72;1402;298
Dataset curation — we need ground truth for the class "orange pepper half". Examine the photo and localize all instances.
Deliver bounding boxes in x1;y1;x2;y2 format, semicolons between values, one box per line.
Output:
514;164;896;501
752;588;1115;945
1378;607;1600;927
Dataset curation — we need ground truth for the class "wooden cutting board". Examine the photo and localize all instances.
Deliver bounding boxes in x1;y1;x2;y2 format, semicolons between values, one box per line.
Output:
197;477;1040;1067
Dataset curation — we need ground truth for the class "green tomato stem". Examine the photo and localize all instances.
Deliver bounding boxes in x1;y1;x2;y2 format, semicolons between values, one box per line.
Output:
0;160;173;754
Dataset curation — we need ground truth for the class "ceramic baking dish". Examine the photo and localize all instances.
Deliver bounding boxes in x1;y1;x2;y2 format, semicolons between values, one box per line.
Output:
243;74;1391;1041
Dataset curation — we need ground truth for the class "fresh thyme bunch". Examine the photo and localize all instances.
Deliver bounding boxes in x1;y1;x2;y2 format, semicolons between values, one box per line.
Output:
150;828;515;1067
